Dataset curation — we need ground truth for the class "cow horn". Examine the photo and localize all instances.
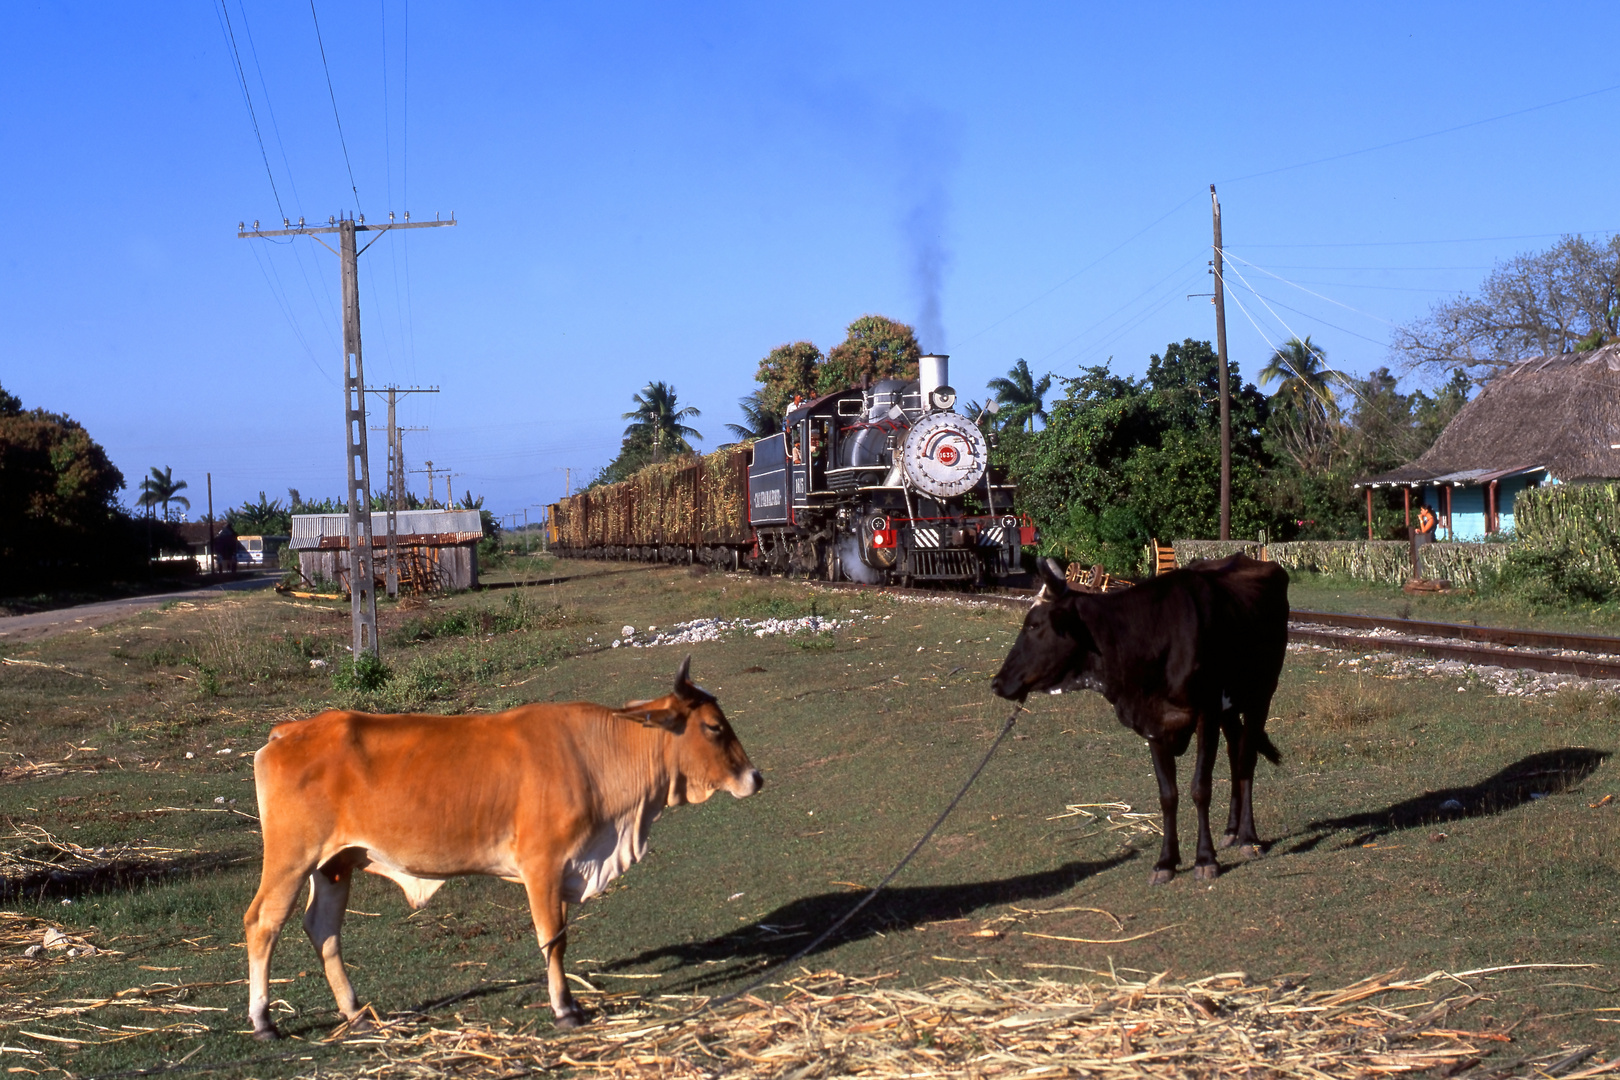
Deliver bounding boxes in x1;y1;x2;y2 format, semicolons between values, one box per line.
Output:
1037;557;1069;601
674;654;693;693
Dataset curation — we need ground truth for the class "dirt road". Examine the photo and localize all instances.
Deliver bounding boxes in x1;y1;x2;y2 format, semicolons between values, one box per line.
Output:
0;575;281;644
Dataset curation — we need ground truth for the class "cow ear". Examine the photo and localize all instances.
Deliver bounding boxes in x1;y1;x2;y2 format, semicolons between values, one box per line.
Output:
1036;558;1069;601
616;706;685;731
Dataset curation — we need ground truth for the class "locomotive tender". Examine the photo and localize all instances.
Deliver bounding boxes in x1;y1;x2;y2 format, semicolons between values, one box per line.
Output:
546;354;1032;584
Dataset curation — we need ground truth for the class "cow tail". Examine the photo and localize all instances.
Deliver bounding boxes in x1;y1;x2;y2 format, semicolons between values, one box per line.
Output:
1255;729;1281;765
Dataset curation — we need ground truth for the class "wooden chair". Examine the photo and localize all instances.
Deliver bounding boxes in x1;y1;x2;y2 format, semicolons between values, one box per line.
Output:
1150;539;1177;577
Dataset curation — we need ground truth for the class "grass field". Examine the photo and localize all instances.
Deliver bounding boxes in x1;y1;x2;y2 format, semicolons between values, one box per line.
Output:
2;559;1618;1076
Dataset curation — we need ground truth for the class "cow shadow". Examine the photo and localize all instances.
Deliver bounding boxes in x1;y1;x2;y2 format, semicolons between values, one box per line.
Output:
599;854;1133;993
0;849;247;903
1280;747;1611;853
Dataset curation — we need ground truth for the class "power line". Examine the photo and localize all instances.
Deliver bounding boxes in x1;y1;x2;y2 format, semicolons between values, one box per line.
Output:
955;194;1199;349
213;0;283;219
380;0;414;382
1236;263;1493;272
1229;285;1392;349
1233;229;1618;250
1219;80;1620;185
1032;254;1205;365
1220;250;1398;327
309;0;364;215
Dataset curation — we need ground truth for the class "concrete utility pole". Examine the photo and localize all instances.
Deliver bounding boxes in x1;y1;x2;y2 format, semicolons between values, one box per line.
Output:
1210;185;1232;542
413;461;437;508
371;420;430;593
368;385;438;596
239;210;455;659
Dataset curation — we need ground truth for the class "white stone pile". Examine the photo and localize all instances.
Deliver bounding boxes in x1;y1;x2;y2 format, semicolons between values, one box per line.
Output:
1288;640;1620;698
609;614;853;649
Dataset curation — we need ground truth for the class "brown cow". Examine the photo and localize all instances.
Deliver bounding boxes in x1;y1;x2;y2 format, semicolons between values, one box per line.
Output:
243;658;761;1039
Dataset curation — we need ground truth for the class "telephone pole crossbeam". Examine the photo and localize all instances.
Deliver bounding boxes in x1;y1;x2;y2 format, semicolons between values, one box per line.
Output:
238;211;456;657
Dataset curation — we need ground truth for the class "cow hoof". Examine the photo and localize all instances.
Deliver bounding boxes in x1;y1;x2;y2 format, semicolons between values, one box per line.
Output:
1148;867;1175;886
1219;832;1239;849
554;1010;586;1030
252;1026;283;1042
343;1016;375;1036
1194;863;1220;882
1238;843;1264;860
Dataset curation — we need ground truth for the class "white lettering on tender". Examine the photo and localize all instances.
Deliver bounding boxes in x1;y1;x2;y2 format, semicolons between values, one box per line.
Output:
752;489;782;508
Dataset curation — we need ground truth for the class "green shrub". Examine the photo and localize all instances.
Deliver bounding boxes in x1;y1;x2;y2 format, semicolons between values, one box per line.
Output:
331;653;391;692
1491;544;1616;605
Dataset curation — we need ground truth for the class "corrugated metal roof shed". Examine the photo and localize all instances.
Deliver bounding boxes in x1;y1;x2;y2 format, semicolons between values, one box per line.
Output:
290;510;483;549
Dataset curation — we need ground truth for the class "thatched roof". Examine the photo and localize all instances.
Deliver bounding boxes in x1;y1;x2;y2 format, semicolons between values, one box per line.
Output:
1362;343;1620;486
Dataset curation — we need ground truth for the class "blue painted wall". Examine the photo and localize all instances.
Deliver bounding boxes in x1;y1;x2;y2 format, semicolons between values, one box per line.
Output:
1426;476;1547;540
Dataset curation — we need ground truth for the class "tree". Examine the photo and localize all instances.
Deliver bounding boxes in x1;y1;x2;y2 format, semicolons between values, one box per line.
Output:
0;382;145;593
817;315;921;394
753;342;823;418
1000;340;1274;573
228;491;291;535
139;466;190;522
985;358;1052;432
622;381;702;464
1393;234;1620;380
1258;336;1350;472
725;388;783;441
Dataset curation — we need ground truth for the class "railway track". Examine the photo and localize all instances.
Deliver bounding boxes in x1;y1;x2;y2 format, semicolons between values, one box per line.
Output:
809;579;1620;681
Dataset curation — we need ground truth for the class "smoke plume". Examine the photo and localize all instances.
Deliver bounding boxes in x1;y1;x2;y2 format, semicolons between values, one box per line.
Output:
899;111;957;354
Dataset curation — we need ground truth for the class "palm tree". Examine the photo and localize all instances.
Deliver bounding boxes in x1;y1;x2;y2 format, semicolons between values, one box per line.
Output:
725;388;782;441
138;466;190;521
623;381;703;463
985;359;1052;432
1259;336;1351;471
1258;336;1348;425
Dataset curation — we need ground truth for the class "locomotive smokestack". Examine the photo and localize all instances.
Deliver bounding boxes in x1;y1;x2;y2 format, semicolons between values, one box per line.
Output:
919;354;949;408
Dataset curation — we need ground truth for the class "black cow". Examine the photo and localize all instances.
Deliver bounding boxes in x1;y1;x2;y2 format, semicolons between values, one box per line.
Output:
992;554;1289;885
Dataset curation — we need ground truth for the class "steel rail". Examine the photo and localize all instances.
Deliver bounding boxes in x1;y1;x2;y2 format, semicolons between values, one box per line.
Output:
1287;628;1620;681
1291;609;1620;657
807;579;1620;679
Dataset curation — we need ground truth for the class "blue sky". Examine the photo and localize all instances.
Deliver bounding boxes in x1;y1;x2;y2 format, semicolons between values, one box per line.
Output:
5;3;1619;521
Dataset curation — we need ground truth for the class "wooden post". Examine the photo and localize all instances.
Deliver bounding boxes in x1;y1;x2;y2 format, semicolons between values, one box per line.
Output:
1444;485;1452;540
1211;186;1231;541
1366;487;1374;540
206;472;214;575
1488;480;1498;535
1403;486;1410;530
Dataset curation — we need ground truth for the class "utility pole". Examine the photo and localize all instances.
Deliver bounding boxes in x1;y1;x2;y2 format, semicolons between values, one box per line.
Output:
1210;185;1232;542
413;461;437;508
206;473;215;576
239;210;456;660
370;421;429;592
443;471;458;511
368;385;437;596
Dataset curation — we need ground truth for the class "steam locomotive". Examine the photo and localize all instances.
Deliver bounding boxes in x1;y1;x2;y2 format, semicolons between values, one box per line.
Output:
746;354;1030;584
546;354;1031;585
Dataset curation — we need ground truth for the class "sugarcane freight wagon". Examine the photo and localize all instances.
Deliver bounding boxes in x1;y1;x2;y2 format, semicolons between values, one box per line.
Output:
549;354;1032;584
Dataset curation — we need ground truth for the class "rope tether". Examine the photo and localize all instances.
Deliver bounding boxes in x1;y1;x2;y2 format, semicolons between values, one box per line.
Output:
701;702;1027;1013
